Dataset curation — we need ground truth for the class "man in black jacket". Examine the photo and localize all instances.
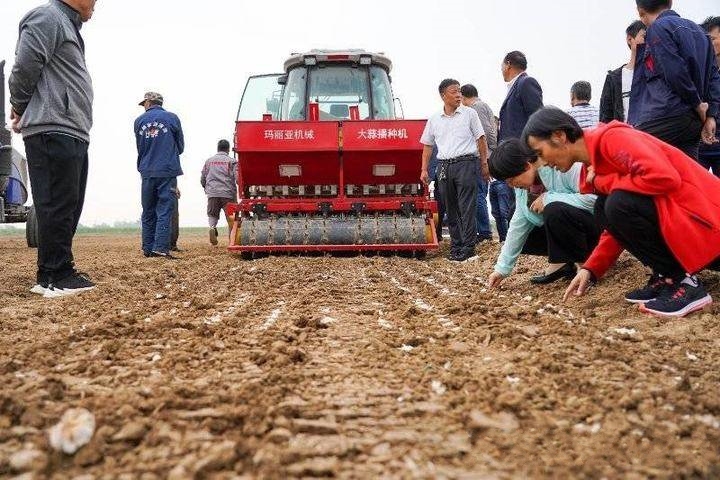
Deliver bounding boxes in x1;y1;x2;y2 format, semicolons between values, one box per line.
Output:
599;20;646;123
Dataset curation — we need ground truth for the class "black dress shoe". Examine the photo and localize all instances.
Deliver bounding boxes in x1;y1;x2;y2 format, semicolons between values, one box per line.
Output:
150;251;179;260
530;263;576;284
476;234;493;244
448;252;474;262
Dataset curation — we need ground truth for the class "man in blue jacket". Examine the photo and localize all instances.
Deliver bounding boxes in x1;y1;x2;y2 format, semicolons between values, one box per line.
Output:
630;0;720;160
134;92;184;258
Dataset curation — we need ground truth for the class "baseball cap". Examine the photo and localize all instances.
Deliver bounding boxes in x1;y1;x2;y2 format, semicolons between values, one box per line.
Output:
138;92;164;106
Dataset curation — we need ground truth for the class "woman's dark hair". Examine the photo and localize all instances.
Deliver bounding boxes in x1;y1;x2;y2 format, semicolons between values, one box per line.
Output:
521;107;584;145
488;139;537;181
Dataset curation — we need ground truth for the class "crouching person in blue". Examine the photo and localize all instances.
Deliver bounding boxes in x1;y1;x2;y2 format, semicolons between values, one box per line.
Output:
487;139;600;288
134;92;184;258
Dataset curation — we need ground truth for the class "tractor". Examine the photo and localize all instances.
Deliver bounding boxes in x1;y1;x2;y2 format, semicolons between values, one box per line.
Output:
0;60;38;248
228;49;437;257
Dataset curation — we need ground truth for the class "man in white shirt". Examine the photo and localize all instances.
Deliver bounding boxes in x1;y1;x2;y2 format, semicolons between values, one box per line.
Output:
420;79;489;261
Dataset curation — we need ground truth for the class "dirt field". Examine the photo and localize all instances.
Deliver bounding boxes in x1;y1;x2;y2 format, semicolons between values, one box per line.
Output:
1;231;719;479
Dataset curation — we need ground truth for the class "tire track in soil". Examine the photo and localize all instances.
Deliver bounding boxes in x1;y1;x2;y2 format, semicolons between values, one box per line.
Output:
257;262;505;478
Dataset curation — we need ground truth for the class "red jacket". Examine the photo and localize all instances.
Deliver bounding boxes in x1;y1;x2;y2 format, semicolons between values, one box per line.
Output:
581;121;720;279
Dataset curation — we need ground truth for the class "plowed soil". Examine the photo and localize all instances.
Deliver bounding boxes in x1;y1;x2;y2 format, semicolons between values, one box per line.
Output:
1;232;719;479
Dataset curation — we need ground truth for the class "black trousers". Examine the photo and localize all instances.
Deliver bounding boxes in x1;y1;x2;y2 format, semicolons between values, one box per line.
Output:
438;159;478;257
24;133;88;284
521;202;600;263
636;111;703;160
595;190;720;277
433;176;446;240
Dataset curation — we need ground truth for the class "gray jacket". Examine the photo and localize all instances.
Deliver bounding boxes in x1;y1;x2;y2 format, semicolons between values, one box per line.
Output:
201;152;237;199
469;99;497;154
9;0;93;142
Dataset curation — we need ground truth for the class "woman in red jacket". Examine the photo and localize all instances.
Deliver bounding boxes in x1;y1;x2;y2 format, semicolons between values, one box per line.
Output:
521;107;720;317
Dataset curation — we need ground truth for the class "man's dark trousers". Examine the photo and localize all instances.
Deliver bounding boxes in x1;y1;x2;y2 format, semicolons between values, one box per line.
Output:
24;133;88;284
476;178;491;238
637;111;703;160
170;177;179;249
438;158;478;258
432;173;446;240
489;180;515;241
141;177;176;255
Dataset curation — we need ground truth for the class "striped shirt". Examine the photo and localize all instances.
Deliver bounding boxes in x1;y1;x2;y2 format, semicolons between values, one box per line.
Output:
567;103;600;128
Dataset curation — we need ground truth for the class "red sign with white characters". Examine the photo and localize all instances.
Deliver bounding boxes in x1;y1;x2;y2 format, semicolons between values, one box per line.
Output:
342;120;427;151
235;121;339;152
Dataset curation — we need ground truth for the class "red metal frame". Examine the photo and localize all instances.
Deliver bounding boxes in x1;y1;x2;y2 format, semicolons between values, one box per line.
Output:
229;118;438;253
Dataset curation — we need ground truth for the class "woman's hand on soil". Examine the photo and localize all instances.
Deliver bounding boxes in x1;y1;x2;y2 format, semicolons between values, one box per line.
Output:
488;271;505;288
564;268;593;301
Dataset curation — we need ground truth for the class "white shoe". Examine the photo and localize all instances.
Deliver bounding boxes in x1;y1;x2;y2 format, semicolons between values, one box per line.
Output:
30;284;48;295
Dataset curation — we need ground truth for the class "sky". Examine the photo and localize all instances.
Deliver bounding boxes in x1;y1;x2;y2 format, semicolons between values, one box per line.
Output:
0;0;715;227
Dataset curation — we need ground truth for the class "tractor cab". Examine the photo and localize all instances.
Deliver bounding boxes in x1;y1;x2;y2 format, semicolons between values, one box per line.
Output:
238;50;398;122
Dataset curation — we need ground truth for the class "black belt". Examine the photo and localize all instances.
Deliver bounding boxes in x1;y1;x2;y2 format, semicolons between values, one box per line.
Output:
437;154;477;181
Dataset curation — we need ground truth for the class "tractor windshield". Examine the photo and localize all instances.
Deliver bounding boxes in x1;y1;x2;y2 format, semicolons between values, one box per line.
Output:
370;66;394;120
237;74;283;121
308;66;370;120
281;67;307;121
275;63;395;121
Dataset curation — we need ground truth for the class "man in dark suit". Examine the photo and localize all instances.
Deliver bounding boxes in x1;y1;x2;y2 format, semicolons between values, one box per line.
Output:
490;51;544;241
498;51;544;141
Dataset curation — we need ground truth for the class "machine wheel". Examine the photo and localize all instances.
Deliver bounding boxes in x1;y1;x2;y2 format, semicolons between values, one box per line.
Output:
26;205;38;248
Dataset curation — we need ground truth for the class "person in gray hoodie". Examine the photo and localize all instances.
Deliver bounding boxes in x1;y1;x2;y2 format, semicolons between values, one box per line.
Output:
201;139;237;245
9;0;97;298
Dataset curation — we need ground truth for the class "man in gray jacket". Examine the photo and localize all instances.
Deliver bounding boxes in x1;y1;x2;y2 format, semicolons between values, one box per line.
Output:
9;0;97;298
461;84;497;243
201;139;237;245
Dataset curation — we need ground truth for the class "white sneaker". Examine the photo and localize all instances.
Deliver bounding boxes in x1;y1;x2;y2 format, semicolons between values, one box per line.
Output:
30;283;48;295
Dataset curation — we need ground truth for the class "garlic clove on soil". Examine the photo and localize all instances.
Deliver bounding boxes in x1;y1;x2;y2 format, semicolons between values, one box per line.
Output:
48;408;96;454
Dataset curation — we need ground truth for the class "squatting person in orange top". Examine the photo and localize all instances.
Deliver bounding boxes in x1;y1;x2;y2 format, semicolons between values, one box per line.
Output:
521;107;720;318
